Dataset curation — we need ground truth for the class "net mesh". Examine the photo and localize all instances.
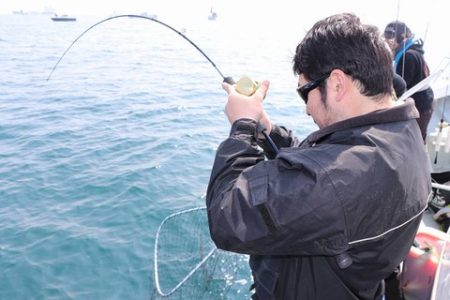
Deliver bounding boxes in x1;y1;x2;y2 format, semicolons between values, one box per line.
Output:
153;207;252;299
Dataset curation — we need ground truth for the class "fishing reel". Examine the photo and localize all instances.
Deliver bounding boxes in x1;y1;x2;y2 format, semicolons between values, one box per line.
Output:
223;76;278;155
224;76;260;96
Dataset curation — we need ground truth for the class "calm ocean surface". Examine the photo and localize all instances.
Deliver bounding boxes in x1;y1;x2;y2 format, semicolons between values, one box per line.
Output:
0;13;316;299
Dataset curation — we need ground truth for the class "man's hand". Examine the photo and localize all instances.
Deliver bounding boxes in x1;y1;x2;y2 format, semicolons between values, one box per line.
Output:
222;79;272;134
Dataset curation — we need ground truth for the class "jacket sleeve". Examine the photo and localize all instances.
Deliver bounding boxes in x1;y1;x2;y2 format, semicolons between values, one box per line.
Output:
206;119;348;256
256;124;301;159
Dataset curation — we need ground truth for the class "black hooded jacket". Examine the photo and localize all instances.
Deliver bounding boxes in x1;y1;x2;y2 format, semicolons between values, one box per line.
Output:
396;41;434;112
206;100;431;299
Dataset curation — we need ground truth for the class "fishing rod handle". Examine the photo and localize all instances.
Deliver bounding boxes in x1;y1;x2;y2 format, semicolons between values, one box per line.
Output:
223;77;236;85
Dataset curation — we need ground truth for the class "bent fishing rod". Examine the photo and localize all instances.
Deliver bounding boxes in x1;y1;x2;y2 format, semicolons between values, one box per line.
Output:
46;14;235;84
47;14;278;154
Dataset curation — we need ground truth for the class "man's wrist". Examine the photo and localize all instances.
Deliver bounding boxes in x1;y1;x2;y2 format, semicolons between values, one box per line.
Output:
230;118;258;137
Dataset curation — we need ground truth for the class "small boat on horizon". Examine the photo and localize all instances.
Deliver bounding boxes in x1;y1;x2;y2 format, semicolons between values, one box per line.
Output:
208;8;217;21
51;14;76;22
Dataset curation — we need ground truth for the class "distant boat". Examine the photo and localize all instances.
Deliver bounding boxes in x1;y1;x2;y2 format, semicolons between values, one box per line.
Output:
51;14;76;22
208;8;217;21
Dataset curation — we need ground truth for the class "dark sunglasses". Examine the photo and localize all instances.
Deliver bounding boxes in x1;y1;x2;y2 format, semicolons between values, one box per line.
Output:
296;72;330;104
383;28;396;40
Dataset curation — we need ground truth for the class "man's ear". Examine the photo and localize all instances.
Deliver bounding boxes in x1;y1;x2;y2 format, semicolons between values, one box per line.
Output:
328;69;348;103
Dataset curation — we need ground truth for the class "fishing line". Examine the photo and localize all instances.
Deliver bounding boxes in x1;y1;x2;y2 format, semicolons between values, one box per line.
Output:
395;0;401;23
394;0;408;79
46;14;235;84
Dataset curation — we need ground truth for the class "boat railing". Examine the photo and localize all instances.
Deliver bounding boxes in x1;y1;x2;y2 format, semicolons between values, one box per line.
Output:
432;182;450;192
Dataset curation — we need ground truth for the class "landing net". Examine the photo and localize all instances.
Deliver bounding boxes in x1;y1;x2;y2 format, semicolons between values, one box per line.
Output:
153;207;251;299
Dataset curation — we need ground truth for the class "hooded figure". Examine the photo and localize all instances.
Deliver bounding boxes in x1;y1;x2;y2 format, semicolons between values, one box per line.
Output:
384;21;434;142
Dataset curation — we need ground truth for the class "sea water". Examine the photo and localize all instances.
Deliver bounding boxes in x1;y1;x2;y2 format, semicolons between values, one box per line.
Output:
0;13;316;299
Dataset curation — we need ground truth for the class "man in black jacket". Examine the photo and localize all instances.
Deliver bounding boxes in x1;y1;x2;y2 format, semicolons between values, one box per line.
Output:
384;21;434;142
207;13;431;299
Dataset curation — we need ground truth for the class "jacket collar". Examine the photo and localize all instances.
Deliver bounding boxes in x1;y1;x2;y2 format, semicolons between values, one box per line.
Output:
305;99;419;145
